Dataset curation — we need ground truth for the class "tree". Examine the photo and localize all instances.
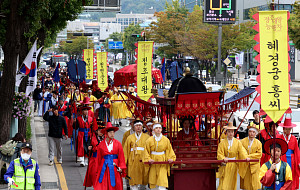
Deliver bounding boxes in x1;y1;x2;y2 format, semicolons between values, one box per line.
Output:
289;1;300;49
0;0;87;144
147;0;188;58
123;23;143;63
59;36;94;58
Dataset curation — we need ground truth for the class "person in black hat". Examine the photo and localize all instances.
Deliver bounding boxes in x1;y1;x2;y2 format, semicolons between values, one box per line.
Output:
43;105;68;166
4;143;41;189
259;138;292;189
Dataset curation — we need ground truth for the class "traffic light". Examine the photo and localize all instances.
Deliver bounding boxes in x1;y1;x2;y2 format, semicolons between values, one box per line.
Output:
131;34;141;38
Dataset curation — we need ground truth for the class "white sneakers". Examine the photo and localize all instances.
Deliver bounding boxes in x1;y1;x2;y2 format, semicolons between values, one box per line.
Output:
49;161;54;166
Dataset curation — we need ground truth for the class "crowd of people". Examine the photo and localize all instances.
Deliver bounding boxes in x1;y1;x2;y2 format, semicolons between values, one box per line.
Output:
1;65;300;190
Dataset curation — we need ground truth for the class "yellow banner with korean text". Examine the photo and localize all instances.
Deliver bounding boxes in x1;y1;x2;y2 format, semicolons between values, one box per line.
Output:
137;41;153;101
259;11;290;122
97;52;108;91
84;49;94;80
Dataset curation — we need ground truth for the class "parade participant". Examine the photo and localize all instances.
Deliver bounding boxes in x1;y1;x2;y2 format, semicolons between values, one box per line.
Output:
249;110;261;127
43;106;68;165
144;119;153;135
177;118;201;146
217;122;249;190
94;122;126;190
239;124;262;190
79;97;94;118
144;121;176;190
98;92;111;122
33;84;43;113
86;88;97;112
74;88;84;102
49;91;58;108
83;123;105;188
122;118;135;147
124;119;150;190
258;117;281;165
75;105;96;167
211;114;227;142
43;87;50;115
57;97;69;136
279;117;300;190
44;76;53;88
259;138;292;189
4;143;41;190
111;87;127;127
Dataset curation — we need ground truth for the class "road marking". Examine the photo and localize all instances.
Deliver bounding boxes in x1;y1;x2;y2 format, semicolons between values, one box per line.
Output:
54;157;68;190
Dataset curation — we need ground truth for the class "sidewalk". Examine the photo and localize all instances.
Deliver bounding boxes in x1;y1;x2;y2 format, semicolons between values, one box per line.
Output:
32;116;60;190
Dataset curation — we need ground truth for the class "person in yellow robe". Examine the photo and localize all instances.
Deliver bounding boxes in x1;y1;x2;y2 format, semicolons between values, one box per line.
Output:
74;89;84;102
211;115;227;141
124;119;150;190
86;89;97;112
110;87;127;126
259;138;293;189
217;122;249;190
122;118;135;147
144;121;176;190
239;124;262;190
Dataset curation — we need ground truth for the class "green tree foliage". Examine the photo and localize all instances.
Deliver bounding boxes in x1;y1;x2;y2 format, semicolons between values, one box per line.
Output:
147;0;188;58
123;23;143;61
59;36;94;57
289;1;300;49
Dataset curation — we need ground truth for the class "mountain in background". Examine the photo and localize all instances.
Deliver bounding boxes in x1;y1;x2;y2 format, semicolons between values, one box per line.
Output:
85;0;172;22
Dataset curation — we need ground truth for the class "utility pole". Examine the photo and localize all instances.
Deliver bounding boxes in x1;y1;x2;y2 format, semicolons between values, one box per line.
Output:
217;23;223;85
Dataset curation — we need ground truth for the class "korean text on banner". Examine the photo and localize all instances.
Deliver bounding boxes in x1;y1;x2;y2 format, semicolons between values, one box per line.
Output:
259;11;289;122
84;49;94;80
97;52;108;91
137;41;153;101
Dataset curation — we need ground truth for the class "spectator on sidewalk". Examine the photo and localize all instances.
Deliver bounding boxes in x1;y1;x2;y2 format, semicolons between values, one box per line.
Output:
33;84;43;114
43;106;68;166
4;143;41;190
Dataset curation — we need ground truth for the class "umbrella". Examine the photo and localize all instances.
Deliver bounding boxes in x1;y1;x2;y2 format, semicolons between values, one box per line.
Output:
114;64;163;86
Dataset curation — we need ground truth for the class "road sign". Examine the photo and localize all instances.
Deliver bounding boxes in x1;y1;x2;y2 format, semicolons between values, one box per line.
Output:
223;57;231;66
108;41;123;49
203;0;236;23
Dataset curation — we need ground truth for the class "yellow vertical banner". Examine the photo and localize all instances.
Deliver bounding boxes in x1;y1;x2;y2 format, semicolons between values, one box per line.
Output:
84;49;94;80
97;52;108;91
259;11;289;122
137;41;153;101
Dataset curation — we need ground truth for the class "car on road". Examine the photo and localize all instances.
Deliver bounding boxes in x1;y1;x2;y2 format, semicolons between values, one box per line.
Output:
244;75;259;88
227;66;236;74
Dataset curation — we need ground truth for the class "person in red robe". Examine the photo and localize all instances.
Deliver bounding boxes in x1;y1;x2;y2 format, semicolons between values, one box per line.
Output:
75;105;97;167
177;118;201;146
83;123;105;188
258;118;281;166
79;97;95;118
94;122;126;190
279;117;300;190
57;97;69;136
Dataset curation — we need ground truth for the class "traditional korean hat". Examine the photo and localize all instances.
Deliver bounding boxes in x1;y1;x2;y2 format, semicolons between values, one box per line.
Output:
128;87;135;93
247;124;260;134
102;122;119;133
224;122;237;130
78;105;91;111
279;117;297;128
264;138;288;155
80;96;91;105
151;120;163;130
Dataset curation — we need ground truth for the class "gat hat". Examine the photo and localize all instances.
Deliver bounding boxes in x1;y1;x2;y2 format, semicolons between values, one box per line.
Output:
151;120;163;130
279;117;297;128
80;96;91;105
21;143;32;151
264;138;288;155
247;124;260;134
224;122;237;130
102;122;119;133
129;87;135;93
